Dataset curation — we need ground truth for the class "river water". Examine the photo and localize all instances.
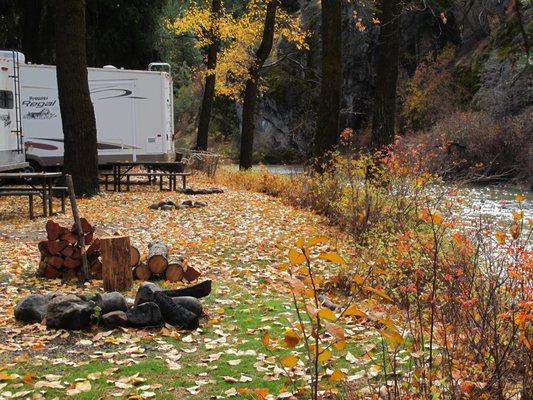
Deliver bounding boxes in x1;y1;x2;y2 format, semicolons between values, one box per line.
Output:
229;164;532;225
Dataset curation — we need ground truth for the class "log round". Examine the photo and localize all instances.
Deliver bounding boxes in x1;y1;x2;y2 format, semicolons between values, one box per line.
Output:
165;264;184;282
130;245;141;267
147;241;169;275
133;264;152;281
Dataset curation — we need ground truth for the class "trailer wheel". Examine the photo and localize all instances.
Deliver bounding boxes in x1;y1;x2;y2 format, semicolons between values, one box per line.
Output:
27;160;42;172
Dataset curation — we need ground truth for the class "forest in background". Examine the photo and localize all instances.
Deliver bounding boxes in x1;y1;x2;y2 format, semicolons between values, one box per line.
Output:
1;0;531;184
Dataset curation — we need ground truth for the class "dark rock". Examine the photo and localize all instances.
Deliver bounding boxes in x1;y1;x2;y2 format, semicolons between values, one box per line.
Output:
126;302;162;327
101;311;128;328
134;282;162;306
14;294;48;323
180;200;193;207
163;280;212;299
94;292;127;314
193;201;208;208
149;201;166;210
172;296;203;317
160;204;174;211
153;291;199;329
46;294;94;330
178;188;224;195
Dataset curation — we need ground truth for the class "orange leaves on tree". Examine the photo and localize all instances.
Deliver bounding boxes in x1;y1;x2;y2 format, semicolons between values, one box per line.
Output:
325;321;345;340
317;307;337;321
280;354;298;368
288;248;306;265
319;251;347;265
344;304;367;318
495;231;506;245
363;286;393;302
284;329;300;348
317;348;332;362
288;277;305;295
329;369;347;382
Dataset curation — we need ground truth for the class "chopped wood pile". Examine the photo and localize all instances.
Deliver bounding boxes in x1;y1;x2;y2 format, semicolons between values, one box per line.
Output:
37;220;141;282
132;240;201;283
37;219;101;281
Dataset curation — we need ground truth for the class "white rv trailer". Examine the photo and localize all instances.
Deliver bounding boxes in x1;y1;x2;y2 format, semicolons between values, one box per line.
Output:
17;55;174;168
0;50;27;172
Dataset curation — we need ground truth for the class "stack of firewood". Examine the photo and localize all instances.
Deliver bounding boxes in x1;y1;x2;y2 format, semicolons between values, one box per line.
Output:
132;240;201;283
37;219;102;280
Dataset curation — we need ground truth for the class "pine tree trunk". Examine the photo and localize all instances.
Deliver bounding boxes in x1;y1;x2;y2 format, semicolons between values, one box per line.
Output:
196;0;222;151
314;0;342;169
371;0;402;148
55;0;99;196
239;0;278;170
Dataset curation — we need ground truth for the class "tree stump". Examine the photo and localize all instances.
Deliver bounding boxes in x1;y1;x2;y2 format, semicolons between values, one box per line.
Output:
147;241;169;275
100;236;133;292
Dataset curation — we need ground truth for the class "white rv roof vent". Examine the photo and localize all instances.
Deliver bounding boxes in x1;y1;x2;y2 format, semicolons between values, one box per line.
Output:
103;65;117;69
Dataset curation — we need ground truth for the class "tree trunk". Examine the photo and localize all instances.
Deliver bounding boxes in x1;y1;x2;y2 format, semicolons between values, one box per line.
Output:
371;0;402;148
239;0;278;170
55;0;99;196
313;0;342;169
100;236;133;292
196;0;222;151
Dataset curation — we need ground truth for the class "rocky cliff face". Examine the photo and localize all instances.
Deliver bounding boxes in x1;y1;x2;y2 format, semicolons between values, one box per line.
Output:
250;0;532;162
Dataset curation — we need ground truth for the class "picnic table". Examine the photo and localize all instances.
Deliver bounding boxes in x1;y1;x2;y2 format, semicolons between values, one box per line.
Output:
0;172;65;219
104;161;191;192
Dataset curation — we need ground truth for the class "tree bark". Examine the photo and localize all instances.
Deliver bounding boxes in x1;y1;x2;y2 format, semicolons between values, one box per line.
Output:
313;0;342;169
371;0;402;148
55;0;99;196
100;236;133;292
239;0;278;170
196;0;222;151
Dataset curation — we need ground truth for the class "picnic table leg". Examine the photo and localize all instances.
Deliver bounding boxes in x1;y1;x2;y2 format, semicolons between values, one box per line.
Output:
61;190;66;213
113;165;117;192
105;174;109;191
159;175;163;191
127;174;131;191
182;175;187;190
29;194;34;219
47;180;53;216
41;181;47;217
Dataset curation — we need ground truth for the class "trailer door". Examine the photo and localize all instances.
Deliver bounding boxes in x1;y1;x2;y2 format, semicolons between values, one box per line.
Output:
90;80;136;162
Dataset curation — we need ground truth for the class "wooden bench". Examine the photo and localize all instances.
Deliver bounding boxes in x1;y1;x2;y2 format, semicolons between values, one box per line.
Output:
0;190;40;219
102;172;191;192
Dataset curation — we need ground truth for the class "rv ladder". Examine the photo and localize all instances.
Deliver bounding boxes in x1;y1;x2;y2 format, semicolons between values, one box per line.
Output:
9;50;23;153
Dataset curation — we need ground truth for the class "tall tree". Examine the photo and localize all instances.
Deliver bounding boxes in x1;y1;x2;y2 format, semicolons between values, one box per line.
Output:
371;0;402;148
55;0;99;196
239;0;278;170
313;0;342;169
196;0;222;151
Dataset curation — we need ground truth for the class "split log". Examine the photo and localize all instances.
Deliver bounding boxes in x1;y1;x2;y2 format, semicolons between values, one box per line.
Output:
64;268;79;281
147;241;168;275
60;231;78;245
45;256;64;268
46;220;62;241
87;238;100;255
183;265;201;282
130;245;141;267
61;245;75;258
64;257;81;269
47;240;69;255
44;265;61;279
163;280;212;299
133;264;152;281
100;236;133;292
38;241;51;257
165;264;184;282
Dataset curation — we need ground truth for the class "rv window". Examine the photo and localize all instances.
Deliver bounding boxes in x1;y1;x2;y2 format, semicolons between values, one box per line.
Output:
0;90;14;109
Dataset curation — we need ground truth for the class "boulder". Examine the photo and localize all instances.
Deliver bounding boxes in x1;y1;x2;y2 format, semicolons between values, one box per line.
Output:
160;204;174;211
126;302;163;327
180;200;193;207
172;296;203;317
46;294;94;330
163;280;212;299
134;282;162;306
93;292;127;314
193;201;208;208
153;291;199;330
101;311;128;329
14;294;48;323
